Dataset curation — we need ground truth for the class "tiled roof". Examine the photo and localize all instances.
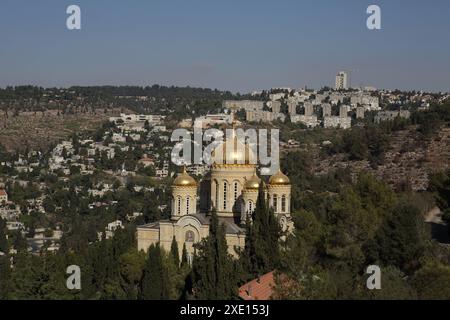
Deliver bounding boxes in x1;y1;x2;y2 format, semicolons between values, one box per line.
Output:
238;271;275;300
136;222;160;229
219;218;245;235
0;189;7;196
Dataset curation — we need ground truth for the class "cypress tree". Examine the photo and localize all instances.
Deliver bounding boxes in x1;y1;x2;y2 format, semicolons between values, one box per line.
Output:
170;236;180;267
140;244;170;300
244;183;281;277
191;209;237;299
181;243;188;269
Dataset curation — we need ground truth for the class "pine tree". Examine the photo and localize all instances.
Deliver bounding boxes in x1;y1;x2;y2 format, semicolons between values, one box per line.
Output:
191;209;237;299
170;236;180;267
140;244;170;300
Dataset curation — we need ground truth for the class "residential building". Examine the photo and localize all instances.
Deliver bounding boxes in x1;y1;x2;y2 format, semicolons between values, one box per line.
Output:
0;189;8;203
335;71;349;90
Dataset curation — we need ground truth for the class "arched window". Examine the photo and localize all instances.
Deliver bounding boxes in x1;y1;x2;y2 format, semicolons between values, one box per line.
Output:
248;200;253;213
273;194;278;212
215;181;219;208
223;181;228;210
177;196;181;215
281;195;286;212
234;182;239;201
185;230;195;242
186;196;190;215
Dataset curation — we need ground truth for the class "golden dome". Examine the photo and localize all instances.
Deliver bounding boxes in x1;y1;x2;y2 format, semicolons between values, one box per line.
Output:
173;167;197;187
245;173;261;190
269;169;290;185
211;131;256;165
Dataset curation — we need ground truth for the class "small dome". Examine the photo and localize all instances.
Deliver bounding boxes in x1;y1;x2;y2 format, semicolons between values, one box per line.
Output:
245;173;261;190
269;169;290;185
173;167;197;187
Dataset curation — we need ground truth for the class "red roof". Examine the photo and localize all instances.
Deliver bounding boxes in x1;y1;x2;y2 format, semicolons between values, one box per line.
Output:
238;271;276;300
0;189;7;196
140;157;154;163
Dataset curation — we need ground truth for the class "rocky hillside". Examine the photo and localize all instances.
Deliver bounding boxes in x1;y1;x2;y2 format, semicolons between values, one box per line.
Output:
315;126;450;191
0;108;127;153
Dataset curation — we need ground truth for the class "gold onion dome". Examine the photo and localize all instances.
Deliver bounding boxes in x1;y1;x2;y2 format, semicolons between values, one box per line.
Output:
269;169;290;185
245;173;261;190
173;167;197;187
212;131;255;165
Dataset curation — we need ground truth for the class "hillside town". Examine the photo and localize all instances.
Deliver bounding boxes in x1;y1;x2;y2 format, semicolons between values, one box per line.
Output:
0;77;449;258
0;78;449;302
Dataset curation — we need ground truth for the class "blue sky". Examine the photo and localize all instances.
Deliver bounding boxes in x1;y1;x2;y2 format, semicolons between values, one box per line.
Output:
0;0;449;92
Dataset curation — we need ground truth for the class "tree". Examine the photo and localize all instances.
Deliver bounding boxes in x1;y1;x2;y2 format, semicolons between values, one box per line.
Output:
429;170;450;209
412;263;450;300
368;203;429;272
180;243;188;269
118;249;146;299
365;266;417;300
191;209;237;299
429;170;450;234
0;219;8;253
0;256;11;299
140;244;170;300
170;236;180;268
12;231;28;252
243;184;281;277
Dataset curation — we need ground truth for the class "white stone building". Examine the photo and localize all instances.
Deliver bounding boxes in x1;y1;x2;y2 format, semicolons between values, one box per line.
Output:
137;130;293;259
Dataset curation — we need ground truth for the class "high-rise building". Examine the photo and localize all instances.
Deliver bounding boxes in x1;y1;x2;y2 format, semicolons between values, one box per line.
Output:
335;71;349;90
288;101;297;115
271;101;281;113
356;107;365;119
322;103;332;117
304;102;314;116
339;105;351;118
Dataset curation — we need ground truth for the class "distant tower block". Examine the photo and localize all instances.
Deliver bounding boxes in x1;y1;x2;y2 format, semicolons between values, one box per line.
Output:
339;105;350;118
335;71;349;90
288;102;297;115
272;101;281;114
304;103;314;116
322;104;331;117
356;107;365;119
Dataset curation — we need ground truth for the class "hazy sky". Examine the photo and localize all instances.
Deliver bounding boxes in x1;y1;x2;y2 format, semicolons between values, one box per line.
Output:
1;0;449;93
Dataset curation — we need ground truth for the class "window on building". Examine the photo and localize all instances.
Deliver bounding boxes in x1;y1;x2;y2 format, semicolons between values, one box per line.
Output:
281;195;286;212
215;181;219;209
185;230;195;243
177;196;181;215
248;200;253;213
273;194;278;212
223;181;228;210
234;182;238;201
186;196;190;215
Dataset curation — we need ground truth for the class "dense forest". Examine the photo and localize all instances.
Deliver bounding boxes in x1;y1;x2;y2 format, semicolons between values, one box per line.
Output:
1;165;450;300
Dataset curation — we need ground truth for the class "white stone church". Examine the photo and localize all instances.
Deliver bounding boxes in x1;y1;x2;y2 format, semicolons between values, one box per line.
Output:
137;131;293;259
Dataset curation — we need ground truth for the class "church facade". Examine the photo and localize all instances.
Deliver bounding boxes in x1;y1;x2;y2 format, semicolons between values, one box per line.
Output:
136;132;293;259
